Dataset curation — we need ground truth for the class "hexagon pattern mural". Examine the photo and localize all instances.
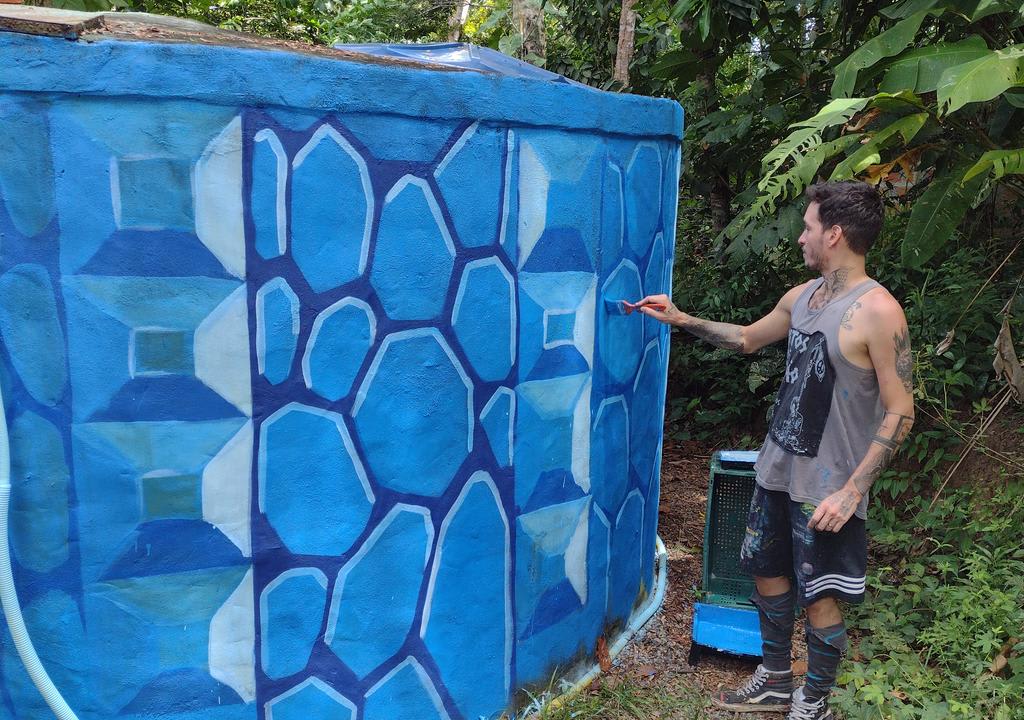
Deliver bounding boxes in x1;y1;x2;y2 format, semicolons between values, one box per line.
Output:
0;22;681;720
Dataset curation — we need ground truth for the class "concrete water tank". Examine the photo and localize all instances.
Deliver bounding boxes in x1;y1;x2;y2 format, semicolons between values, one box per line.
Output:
0;8;683;720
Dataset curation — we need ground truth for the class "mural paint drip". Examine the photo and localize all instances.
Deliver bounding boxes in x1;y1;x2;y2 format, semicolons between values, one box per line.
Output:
0;13;682;720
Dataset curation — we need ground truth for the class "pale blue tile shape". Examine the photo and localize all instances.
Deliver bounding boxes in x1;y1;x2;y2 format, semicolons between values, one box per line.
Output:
256;277;300;386
370;176;454;321
252;129;287;259
291;125;372;292
265;678;354;720
261;568;328;680
0;264;67;406
0;96;55;236
363;658;450;720
590;396;629;516
451;257;515;382
326;506;431;678
435;123;505;248
625;143;662;257
480;387;514;468
302;297;375;403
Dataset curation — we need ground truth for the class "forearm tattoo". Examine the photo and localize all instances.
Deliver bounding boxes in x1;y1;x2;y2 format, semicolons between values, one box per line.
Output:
893;328;913;393
849;412;914;495
684;317;744;352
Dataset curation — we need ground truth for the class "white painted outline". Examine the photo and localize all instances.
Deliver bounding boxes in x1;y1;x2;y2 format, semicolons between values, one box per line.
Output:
600;258;642;303
301;297;377;398
633;338;661;394
258;567;328;680
352;328;473;454
293;124;374;276
265;676;355;720
606;162;624;255
617;489;646;592
592;504;612;615
451;257;517;374
625;143;663;254
645;232;666;295
255;277;299;378
324;504;434;653
542;308;576;350
498;130;515;252
257;402;375;514
480;387;516;467
383;174;457;258
419;471;512;698
365;656;452;720
254;129;288;257
433;121;479;178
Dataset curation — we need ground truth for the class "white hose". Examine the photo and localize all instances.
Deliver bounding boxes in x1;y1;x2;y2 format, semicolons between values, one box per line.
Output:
534;534;670;716
0;386;79;720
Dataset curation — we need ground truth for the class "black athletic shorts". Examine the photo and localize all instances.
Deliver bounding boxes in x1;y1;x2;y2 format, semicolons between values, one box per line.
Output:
738;484;867;606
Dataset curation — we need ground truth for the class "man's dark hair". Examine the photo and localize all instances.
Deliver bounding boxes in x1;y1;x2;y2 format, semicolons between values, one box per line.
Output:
805;181;883;255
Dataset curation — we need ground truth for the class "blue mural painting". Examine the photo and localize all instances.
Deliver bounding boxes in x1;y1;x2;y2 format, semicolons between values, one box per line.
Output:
0;11;682;720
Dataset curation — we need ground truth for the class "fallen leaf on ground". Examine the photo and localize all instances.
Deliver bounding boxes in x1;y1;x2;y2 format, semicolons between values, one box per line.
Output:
596;636;612;673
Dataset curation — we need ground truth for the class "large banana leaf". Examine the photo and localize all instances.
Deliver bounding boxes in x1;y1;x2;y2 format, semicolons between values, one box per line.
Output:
830;113;929;180
962;148;1024;183
902;165;986;267
790;96;872;130
937;45;1024;116
879;36;990;93
832;11;932;98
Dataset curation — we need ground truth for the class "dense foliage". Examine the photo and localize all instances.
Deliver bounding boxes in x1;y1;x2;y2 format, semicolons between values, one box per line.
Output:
33;0;1024;715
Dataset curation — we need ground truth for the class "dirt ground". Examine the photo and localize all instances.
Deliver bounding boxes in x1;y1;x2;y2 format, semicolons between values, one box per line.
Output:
587;438;807;720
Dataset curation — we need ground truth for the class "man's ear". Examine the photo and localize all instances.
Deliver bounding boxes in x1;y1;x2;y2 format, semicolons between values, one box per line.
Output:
827;224;844;248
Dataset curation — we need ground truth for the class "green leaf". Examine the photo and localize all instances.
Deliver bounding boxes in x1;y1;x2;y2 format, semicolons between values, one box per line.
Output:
832;11;932;98
880;0;942;19
791;96;873;130
479;8;508;32
962;148;1024;182
937;45;1024;116
879;36;990;94
969;0;1021;21
902;165;986;267
830;113;929;180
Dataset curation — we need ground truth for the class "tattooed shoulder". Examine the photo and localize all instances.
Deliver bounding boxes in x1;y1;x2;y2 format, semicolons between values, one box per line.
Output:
841;300;861;330
893;328;913;393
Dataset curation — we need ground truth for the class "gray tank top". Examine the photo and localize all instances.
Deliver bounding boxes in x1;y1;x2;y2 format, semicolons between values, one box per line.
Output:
754;278;884;519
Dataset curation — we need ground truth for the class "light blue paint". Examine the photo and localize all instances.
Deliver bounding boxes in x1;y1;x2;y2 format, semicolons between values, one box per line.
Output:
544;310;575;346
371;177;455;321
261;569;328;680
435;124;505;247
9;412;69;573
512;392;574;509
599;261;643;384
630;340;663;493
625;144;662;257
600;162;624;275
344;114;459;162
590;397;629;515
692;603;762;657
303;298;374;402
116;157;194;230
423;476;508;720
2;35;684;140
291;126;371;292
258;277;300;386
452;258;515;382
326;507;431;678
354;330;471;496
363;659;449;720
266;679;355;720
252;130;286;259
643;233;666;341
0;264;67;406
260;404;373;556
0;96;54;236
480;388;514;468
609;491;644;622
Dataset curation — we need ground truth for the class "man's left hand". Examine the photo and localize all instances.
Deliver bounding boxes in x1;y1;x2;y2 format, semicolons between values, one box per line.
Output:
808;487;861;533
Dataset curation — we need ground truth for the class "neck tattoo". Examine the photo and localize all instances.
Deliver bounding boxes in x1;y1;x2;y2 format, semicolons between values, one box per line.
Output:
810;267;850;309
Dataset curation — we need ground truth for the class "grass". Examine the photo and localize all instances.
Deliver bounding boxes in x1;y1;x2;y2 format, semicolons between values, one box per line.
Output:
531;676;709;720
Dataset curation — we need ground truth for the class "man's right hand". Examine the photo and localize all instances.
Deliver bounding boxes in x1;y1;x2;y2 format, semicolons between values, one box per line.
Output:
634;294;686;327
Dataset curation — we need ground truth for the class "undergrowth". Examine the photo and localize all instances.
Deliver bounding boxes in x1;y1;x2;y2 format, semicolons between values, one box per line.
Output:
833;477;1024;720
533;676;707;720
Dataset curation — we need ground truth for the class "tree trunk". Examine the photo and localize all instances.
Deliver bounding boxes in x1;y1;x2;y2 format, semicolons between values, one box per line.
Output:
613;0;638;88
512;0;546;64
710;174;733;234
447;0;473;42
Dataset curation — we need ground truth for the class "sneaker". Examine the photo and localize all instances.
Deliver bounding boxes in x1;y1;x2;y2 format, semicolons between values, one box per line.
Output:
787;686;833;720
710;664;793;713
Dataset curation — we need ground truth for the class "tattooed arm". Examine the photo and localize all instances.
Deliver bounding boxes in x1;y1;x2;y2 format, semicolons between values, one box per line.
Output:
809;297;915;533
636;282;813;354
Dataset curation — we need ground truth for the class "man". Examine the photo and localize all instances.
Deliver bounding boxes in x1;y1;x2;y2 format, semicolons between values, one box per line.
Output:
637;181;914;720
